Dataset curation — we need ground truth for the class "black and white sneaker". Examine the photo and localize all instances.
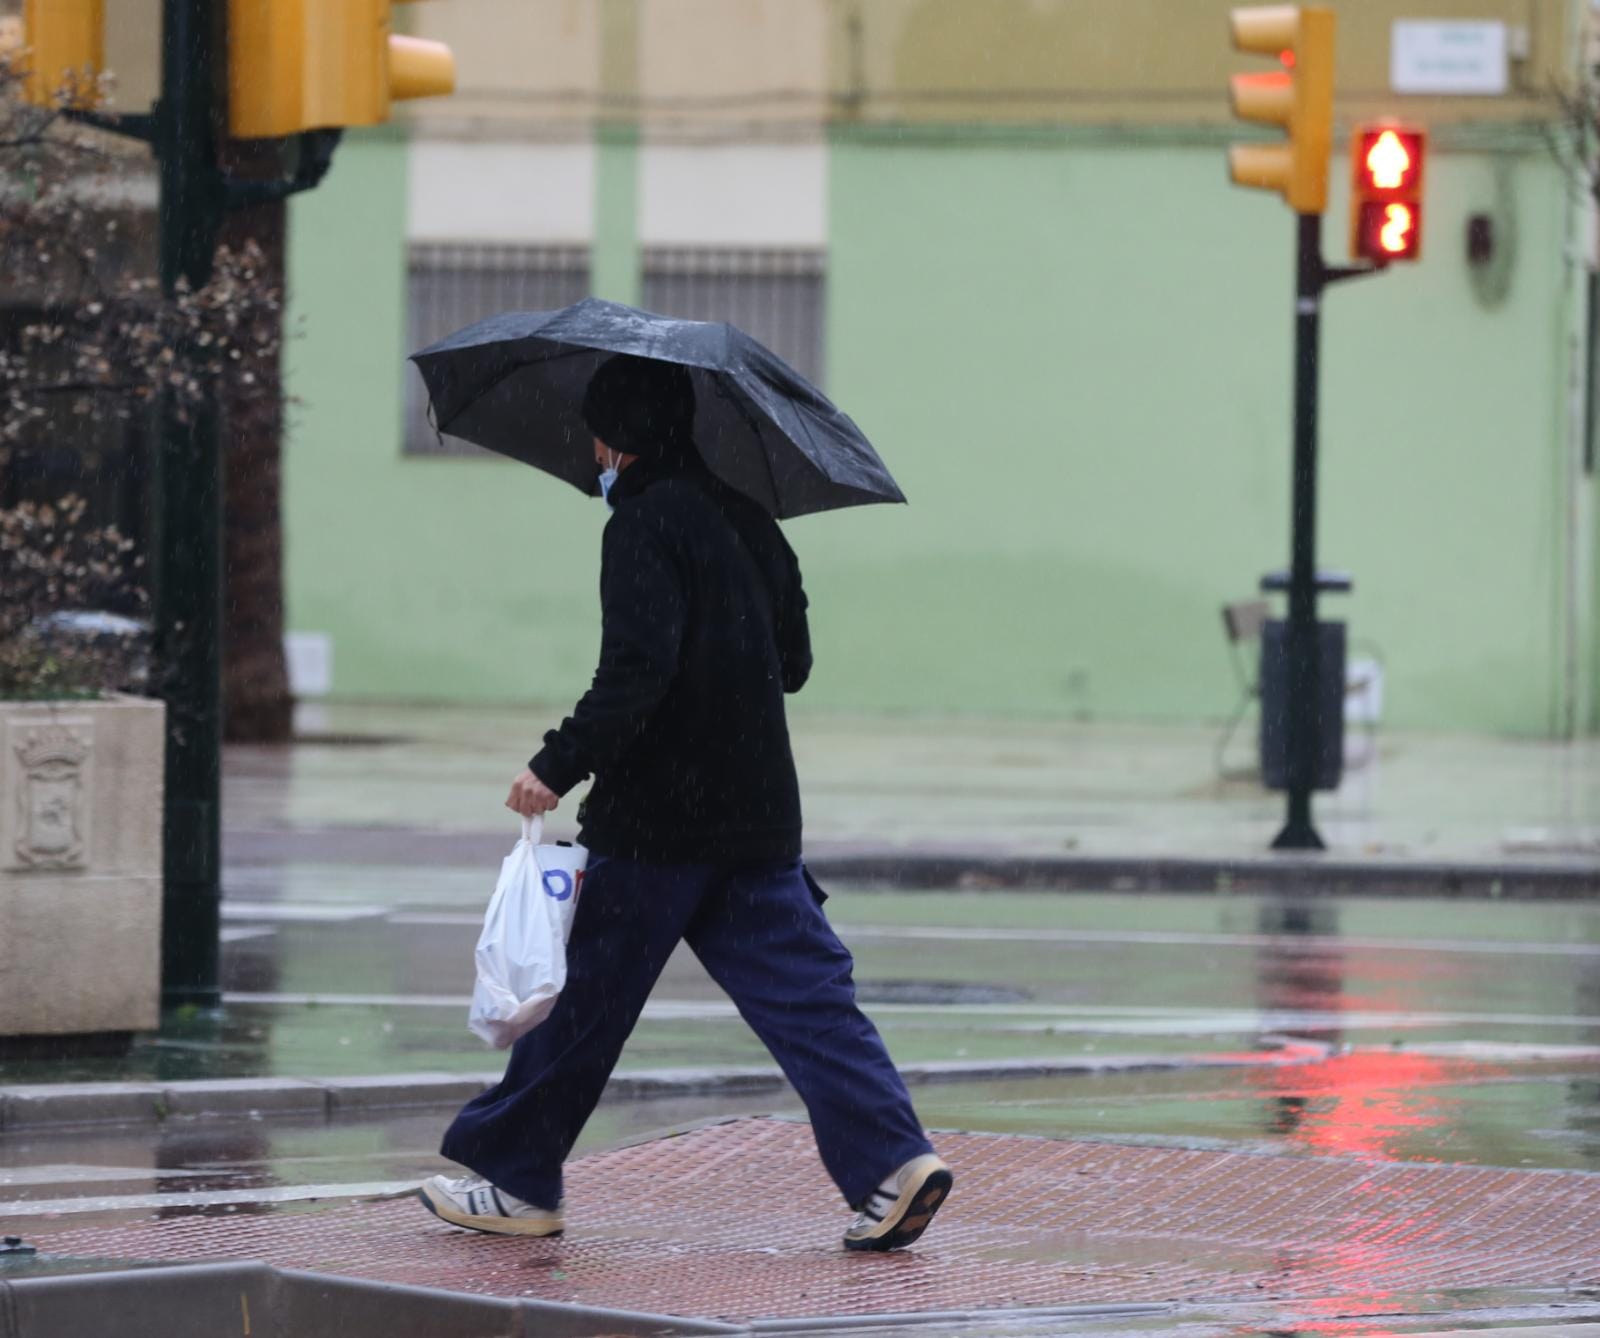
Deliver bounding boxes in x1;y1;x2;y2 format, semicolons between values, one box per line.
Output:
843;1154;953;1252
417;1174;563;1237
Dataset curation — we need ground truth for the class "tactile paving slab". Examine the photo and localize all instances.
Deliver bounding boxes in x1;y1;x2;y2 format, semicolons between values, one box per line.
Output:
20;1118;1600;1323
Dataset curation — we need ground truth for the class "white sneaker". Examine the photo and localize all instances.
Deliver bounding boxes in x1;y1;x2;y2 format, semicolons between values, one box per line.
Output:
417;1173;564;1237
843;1153;953;1252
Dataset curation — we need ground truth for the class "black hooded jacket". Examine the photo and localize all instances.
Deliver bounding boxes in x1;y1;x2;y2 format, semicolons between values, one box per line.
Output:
529;456;812;864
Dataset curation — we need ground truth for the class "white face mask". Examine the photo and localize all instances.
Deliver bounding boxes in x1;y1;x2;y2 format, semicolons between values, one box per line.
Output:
597;450;621;510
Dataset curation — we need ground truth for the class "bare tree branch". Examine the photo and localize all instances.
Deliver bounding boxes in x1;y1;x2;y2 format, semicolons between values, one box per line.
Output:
0;53;284;711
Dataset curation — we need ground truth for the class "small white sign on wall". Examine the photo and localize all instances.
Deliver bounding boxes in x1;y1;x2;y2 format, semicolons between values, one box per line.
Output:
285;632;334;698
1392;20;1509;95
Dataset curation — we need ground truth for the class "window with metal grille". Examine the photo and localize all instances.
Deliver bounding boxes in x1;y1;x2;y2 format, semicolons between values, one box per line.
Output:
642;247;826;389
404;242;591;456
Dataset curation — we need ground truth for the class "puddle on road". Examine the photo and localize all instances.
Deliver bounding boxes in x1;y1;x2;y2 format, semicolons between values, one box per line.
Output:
5;890;1599;1188
909;1058;1600;1173
7;1054;1594;1224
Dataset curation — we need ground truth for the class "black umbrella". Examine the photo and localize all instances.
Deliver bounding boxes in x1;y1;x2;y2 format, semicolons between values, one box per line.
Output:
409;298;905;519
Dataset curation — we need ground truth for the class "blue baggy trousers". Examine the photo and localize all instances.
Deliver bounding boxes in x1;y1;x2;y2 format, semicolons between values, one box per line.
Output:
440;856;934;1210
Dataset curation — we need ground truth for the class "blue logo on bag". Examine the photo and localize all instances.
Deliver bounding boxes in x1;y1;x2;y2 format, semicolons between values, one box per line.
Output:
542;869;576;902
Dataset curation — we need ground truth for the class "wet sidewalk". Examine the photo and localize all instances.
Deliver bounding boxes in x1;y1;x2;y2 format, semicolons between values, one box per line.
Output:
226;703;1600;892
6;702;1600;1332
12;1118;1600;1332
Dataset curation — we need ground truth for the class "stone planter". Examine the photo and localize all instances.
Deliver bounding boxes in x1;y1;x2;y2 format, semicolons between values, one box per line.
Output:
0;695;165;1041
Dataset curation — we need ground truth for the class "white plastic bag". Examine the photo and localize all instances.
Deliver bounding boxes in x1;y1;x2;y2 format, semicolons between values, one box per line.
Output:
468;815;589;1049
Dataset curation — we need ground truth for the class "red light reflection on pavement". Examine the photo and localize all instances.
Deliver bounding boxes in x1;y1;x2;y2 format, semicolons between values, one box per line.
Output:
1247;909;1513;1164
1258;1050;1504;1162
1199;1041;1331;1066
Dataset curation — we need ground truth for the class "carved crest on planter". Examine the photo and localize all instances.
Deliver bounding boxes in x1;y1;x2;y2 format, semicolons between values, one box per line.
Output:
7;721;93;870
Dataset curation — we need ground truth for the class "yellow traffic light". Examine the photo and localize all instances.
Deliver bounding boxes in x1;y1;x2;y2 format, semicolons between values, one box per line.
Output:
14;0;105;107
228;0;455;140
1228;5;1336;215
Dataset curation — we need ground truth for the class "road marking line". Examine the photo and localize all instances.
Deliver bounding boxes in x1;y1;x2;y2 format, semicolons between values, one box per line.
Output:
326;911;1600;960
0;1179;419;1218
0;1166;212;1188
835;925;1600;957
226;991;472;1008
217;993;1600;1032
222;902;389;923
388;912;483;926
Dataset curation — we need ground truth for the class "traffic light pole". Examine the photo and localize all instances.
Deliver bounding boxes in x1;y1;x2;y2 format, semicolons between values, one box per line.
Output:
154;0;228;1006
131;0;341;1005
63;4;382;1008
1273;214;1380;852
1274;212;1327;851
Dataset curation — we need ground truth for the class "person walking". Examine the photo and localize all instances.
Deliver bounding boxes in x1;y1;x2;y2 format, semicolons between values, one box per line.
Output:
418;354;951;1252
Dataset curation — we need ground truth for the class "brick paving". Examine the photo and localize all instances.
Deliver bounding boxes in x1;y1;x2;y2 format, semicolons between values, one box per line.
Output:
22;1119;1600;1323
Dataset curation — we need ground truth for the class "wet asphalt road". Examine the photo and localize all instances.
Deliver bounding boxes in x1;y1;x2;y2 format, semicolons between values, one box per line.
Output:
4;884;1599;1216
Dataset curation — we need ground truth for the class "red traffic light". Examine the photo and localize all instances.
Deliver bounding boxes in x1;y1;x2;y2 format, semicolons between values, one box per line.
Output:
1350;123;1425;264
1356;201;1420;261
1356;127;1423;195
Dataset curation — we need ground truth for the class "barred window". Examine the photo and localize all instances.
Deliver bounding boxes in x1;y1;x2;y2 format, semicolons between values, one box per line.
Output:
405;242;591;456
642;247;826;389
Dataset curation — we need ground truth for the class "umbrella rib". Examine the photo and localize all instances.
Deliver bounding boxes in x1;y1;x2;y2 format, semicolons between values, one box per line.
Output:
432;346;595;438
724;324;791;512
713;370;785;517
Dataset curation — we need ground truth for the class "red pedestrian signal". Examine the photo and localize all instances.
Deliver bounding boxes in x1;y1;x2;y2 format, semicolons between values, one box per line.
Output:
1350;124;1424;263
1364;129;1414;189
1357;201;1418;259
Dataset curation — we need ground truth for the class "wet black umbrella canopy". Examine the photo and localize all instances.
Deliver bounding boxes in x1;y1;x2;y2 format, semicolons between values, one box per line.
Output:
409;298;905;520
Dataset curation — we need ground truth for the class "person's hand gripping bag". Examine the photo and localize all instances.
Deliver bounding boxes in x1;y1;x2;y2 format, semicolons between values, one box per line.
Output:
468;816;588;1048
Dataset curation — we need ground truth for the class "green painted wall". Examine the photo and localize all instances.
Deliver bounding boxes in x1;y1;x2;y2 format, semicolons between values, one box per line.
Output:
285;131;611;707
286;129;1589;736
592;126;641;305
812;132;1579;734
592;0;641;304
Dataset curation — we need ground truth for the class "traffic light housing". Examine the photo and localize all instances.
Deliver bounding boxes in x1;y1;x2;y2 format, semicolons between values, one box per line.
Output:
1350;124;1425;263
228;0;456;139
1228;5;1336;215
12;0;105;107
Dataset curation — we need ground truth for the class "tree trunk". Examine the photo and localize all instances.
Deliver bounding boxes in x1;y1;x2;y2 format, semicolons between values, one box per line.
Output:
219;196;293;744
